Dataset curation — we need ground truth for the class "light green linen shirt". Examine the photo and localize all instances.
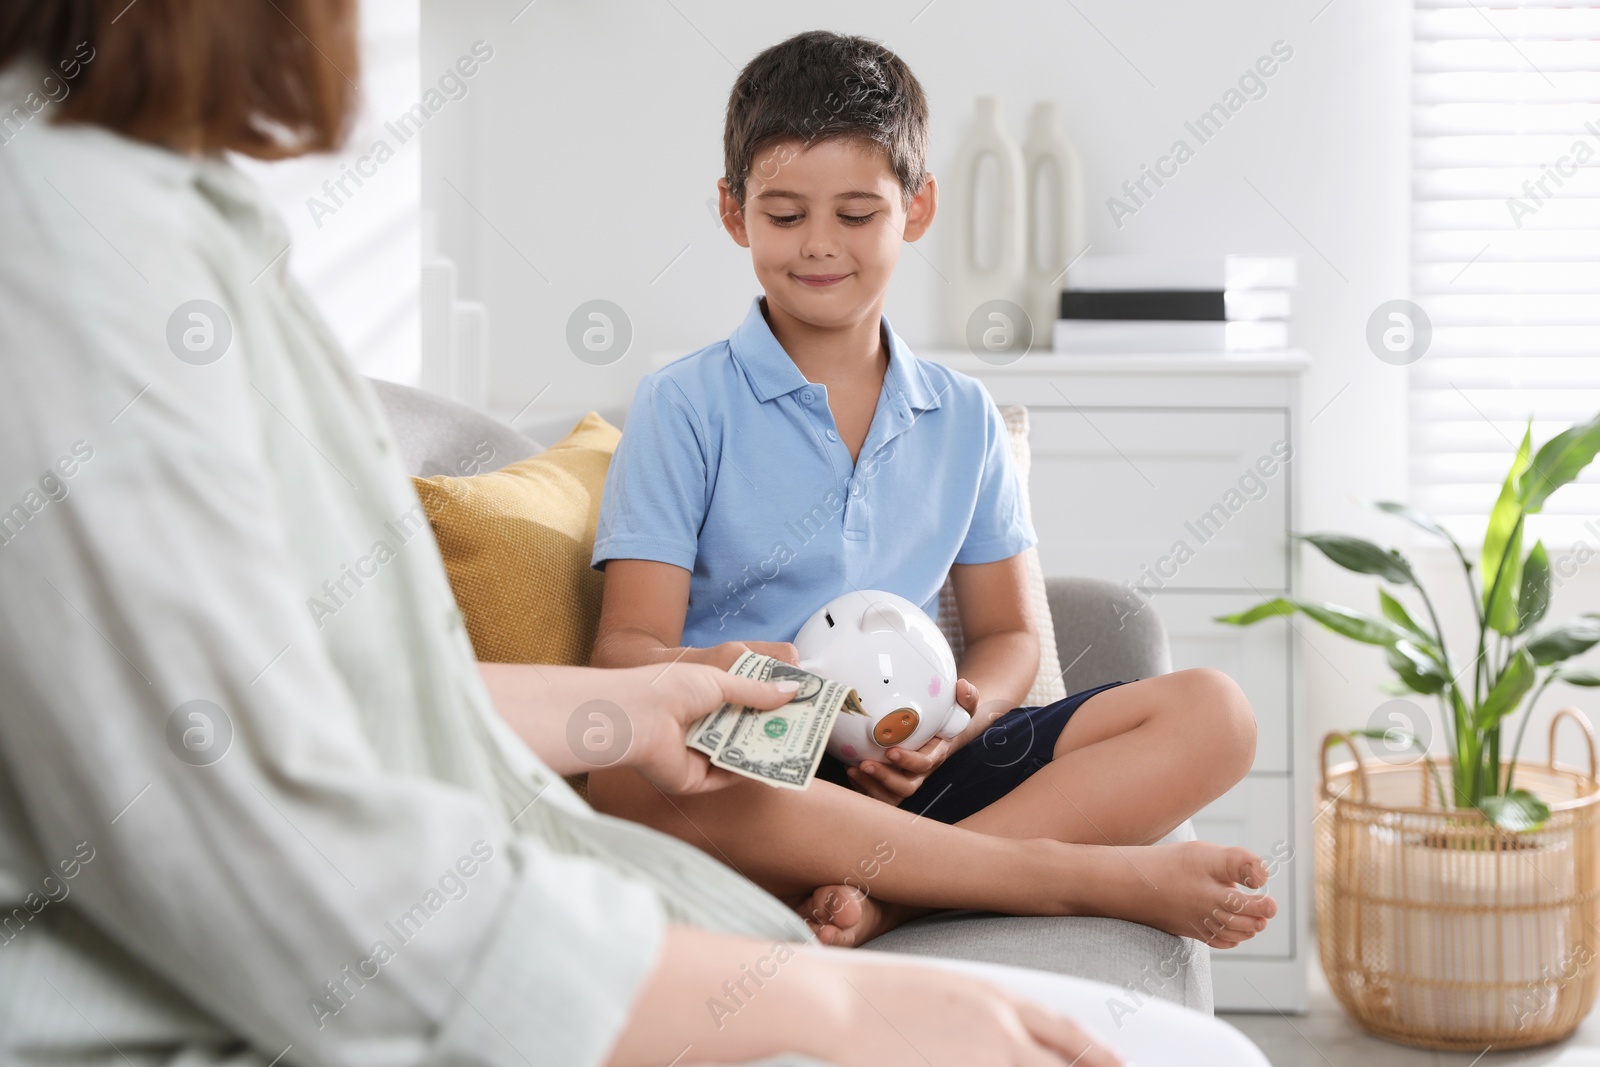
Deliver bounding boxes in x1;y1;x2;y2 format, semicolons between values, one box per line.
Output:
0;63;827;1067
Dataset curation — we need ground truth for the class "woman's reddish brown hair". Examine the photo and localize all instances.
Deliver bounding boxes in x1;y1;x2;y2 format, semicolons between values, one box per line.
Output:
0;0;360;158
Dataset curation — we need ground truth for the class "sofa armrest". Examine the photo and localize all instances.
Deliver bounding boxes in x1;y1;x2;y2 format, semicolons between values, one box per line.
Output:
1045;576;1173;690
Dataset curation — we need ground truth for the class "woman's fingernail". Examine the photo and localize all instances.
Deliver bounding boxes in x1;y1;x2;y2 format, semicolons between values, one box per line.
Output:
775;680;801;693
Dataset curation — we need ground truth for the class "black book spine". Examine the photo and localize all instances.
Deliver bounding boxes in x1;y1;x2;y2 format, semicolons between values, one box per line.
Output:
1059;290;1226;321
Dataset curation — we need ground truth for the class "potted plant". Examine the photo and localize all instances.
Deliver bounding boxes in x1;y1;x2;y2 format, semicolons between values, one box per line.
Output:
1217;411;1600;1050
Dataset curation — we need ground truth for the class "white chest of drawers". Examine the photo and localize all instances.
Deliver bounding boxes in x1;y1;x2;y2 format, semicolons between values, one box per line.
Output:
924;349;1312;1013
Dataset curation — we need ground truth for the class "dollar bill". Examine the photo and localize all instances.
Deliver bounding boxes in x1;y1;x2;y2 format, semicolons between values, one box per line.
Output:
687;651;864;790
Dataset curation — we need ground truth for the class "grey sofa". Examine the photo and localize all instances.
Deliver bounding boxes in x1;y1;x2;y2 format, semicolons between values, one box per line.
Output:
370;377;1214;1013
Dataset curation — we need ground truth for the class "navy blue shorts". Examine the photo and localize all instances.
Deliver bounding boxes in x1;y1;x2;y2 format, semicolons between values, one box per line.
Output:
815;679;1135;824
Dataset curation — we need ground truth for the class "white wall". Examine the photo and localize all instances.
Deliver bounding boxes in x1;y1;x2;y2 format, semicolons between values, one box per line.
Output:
417;0;1600;773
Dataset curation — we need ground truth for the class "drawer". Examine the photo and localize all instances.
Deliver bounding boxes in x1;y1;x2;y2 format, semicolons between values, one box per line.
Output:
1190;775;1297;961
1025;408;1291;591
1143;591;1293;774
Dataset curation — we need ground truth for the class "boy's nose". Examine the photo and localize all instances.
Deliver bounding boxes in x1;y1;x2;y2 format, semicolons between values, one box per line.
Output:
798;223;841;258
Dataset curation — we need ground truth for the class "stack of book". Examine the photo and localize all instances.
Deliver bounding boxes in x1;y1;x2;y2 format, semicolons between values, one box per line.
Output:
1052;255;1296;355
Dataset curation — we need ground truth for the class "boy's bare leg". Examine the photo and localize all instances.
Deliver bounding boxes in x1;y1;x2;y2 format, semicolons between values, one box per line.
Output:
805;668;1261;944
586;756;1276;951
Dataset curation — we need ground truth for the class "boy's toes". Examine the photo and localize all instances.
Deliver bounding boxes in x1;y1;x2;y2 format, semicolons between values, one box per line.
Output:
1235;892;1277;920
1206;927;1256;949
803;885;864;936
1203;907;1268;946
1228;848;1268;889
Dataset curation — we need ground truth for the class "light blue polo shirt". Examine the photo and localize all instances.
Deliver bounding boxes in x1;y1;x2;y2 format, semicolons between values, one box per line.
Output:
591;295;1036;648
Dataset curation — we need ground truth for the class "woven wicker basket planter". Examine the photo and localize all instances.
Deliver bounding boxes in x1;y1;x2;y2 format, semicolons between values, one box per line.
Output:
1316;707;1600;1050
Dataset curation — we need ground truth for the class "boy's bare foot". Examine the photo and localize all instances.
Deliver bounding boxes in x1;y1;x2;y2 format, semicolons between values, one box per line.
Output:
798;841;1274;950
1074;840;1277;949
798;884;931;948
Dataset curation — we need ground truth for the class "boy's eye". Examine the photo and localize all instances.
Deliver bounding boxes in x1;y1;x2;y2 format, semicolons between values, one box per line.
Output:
765;212;879;227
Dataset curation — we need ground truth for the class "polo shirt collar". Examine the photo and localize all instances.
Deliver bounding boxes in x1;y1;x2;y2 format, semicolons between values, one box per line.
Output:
729;296;944;412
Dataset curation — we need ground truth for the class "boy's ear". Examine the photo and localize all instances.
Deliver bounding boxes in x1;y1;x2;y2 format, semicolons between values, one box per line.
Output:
902;172;938;243
716;178;751;248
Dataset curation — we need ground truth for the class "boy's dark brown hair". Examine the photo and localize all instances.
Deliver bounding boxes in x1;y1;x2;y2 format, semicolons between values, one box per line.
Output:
724;30;928;210
0;0;358;159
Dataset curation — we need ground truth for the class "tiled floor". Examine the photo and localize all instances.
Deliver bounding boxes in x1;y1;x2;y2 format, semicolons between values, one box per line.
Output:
1218;948;1600;1066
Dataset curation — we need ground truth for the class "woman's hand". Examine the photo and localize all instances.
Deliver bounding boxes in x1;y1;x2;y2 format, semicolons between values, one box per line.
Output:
477;660;798;792
847;677;979;804
604;662;802;795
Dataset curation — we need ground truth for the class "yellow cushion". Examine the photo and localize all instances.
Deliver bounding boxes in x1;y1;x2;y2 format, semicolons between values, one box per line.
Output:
413;413;620;802
413;412;618;668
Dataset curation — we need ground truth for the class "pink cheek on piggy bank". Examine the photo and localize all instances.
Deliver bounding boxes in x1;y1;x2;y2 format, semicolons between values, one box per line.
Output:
927;675;942;698
841;744;858;759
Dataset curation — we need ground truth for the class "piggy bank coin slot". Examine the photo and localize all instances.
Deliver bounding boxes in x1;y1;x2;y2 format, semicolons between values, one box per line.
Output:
824;611;835;628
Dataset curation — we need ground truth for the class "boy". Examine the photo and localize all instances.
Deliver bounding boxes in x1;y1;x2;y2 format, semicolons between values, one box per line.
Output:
587;30;1275;950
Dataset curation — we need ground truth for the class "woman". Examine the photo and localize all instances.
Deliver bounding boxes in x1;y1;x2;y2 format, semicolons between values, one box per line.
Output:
0;3;1266;1065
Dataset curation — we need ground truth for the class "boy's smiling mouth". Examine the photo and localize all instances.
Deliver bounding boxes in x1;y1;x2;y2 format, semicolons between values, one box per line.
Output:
793;272;851;287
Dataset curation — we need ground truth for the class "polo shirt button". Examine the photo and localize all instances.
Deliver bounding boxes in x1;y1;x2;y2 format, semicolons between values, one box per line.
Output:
800;389;815;404
826;429;838;442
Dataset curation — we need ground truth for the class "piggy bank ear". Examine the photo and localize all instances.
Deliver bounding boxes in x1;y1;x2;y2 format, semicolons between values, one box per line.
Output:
860;601;910;635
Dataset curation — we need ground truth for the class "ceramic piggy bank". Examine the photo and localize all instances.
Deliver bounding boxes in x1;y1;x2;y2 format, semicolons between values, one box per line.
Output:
793;590;968;766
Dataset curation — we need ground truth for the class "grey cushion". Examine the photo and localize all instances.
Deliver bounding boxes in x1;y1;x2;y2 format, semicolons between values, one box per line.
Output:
1045;575;1174;691
368;378;542;478
369;376;1212;1013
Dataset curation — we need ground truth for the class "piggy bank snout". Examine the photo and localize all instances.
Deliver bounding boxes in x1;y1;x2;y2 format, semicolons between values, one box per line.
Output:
872;705;921;747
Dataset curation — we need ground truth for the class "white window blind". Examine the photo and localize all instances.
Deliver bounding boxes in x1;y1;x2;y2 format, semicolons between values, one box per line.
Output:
1411;0;1600;549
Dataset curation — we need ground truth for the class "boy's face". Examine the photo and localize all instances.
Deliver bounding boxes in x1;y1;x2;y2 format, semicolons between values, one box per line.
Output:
717;138;936;331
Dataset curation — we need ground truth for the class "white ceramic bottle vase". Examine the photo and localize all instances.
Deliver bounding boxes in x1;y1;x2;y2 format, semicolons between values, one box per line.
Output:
1022;101;1085;350
948;96;1028;354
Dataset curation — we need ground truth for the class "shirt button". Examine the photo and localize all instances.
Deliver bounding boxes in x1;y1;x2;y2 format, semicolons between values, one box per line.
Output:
826;429;838;442
800;389;815;404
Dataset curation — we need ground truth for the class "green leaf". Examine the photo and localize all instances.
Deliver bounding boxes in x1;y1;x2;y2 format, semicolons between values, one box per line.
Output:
1516;541;1552;635
1525;615;1600;665
1521;410;1600;513
1214;599;1299;626
1474;648;1536;731
1215;596;1409;646
1379;589;1437;648
1387;640;1447;695
1301;601;1411;646
1477;789;1550;833
1370;500;1466;562
1295;533;1417;586
1557;668;1600;687
1482;426;1532;634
